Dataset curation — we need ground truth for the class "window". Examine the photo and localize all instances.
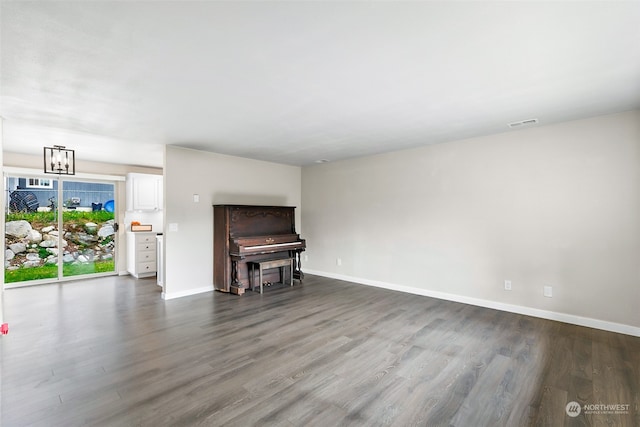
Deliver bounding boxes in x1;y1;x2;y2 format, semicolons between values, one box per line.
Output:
25;178;53;188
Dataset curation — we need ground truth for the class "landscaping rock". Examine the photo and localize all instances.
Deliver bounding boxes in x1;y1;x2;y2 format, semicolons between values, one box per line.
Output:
26;253;40;261
6;220;32;238
98;225;115;238
9;242;27;254
5;214;116;282
23;260;41;268
67;232;99;246
82;249;95;261
27;229;43;244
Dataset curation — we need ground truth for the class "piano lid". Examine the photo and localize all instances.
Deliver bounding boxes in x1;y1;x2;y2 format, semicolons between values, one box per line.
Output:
223;205;298;237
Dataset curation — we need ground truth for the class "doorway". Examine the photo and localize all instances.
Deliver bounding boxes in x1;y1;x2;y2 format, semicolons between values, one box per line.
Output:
4;174;118;285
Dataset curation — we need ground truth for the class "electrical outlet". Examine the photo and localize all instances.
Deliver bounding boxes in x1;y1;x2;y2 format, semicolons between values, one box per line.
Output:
543;286;553;298
303;254;308;262
504;280;512;291
336;258;342;266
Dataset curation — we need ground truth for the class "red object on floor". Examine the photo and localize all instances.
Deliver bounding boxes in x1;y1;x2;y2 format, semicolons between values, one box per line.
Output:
1;323;8;335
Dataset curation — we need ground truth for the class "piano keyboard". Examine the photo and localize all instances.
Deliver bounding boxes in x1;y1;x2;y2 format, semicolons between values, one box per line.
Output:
246;241;303;251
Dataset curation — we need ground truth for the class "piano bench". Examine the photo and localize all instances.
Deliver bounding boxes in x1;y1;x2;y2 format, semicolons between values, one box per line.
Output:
249;258;294;294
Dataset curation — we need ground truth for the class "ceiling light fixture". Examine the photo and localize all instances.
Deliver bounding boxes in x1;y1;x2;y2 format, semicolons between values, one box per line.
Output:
44;145;75;175
315;159;330;164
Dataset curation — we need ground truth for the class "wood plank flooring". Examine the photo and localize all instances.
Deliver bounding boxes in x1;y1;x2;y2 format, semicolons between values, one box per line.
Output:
1;275;638;426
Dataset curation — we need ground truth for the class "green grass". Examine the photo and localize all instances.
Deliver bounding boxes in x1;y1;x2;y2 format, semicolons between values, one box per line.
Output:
62;210;115;223
63;260;115;277
4;260;115;283
6;210;114;224
5;211;56;224
4;264;58;283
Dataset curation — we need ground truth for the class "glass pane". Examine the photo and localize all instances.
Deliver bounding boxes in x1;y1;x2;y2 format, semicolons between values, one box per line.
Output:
5;176;59;283
62;180;116;277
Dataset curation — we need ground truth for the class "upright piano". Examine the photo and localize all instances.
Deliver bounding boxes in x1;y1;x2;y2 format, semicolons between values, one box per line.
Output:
213;205;306;292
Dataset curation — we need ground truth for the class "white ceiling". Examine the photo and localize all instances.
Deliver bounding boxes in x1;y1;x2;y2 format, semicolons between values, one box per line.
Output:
2;1;640;168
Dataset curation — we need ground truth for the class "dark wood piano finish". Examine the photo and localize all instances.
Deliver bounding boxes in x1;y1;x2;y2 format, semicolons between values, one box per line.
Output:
213;205;306;292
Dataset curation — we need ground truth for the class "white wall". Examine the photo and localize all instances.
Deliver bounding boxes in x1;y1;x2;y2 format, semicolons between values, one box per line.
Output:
163;145;301;299
302;110;640;335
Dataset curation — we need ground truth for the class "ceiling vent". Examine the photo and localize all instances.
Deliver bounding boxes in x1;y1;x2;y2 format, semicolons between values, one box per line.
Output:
508;118;538;128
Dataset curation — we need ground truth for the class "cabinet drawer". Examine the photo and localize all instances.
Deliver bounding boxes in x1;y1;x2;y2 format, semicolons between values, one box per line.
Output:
137;242;155;252
137;261;156;274
137;251;156;263
136;234;156;244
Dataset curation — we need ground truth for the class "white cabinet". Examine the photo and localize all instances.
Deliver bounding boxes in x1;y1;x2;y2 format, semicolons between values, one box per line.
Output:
127;232;157;278
126;173;163;211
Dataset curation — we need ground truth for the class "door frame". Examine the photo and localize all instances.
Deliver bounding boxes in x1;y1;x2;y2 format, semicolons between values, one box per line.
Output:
3;167;125;288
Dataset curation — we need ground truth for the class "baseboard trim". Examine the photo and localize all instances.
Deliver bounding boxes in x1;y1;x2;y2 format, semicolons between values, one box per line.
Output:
161;285;213;300
305;269;640;337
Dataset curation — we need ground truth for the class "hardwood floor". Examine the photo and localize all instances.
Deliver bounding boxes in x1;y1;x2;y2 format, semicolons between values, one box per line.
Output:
1;275;638;426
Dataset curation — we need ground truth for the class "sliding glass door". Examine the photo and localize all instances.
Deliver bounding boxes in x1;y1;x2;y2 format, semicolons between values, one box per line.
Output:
4;174;117;285
5;176;58;282
61;180;116;278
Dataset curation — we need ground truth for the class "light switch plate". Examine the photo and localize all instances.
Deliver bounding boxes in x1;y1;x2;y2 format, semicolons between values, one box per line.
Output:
169;223;179;232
